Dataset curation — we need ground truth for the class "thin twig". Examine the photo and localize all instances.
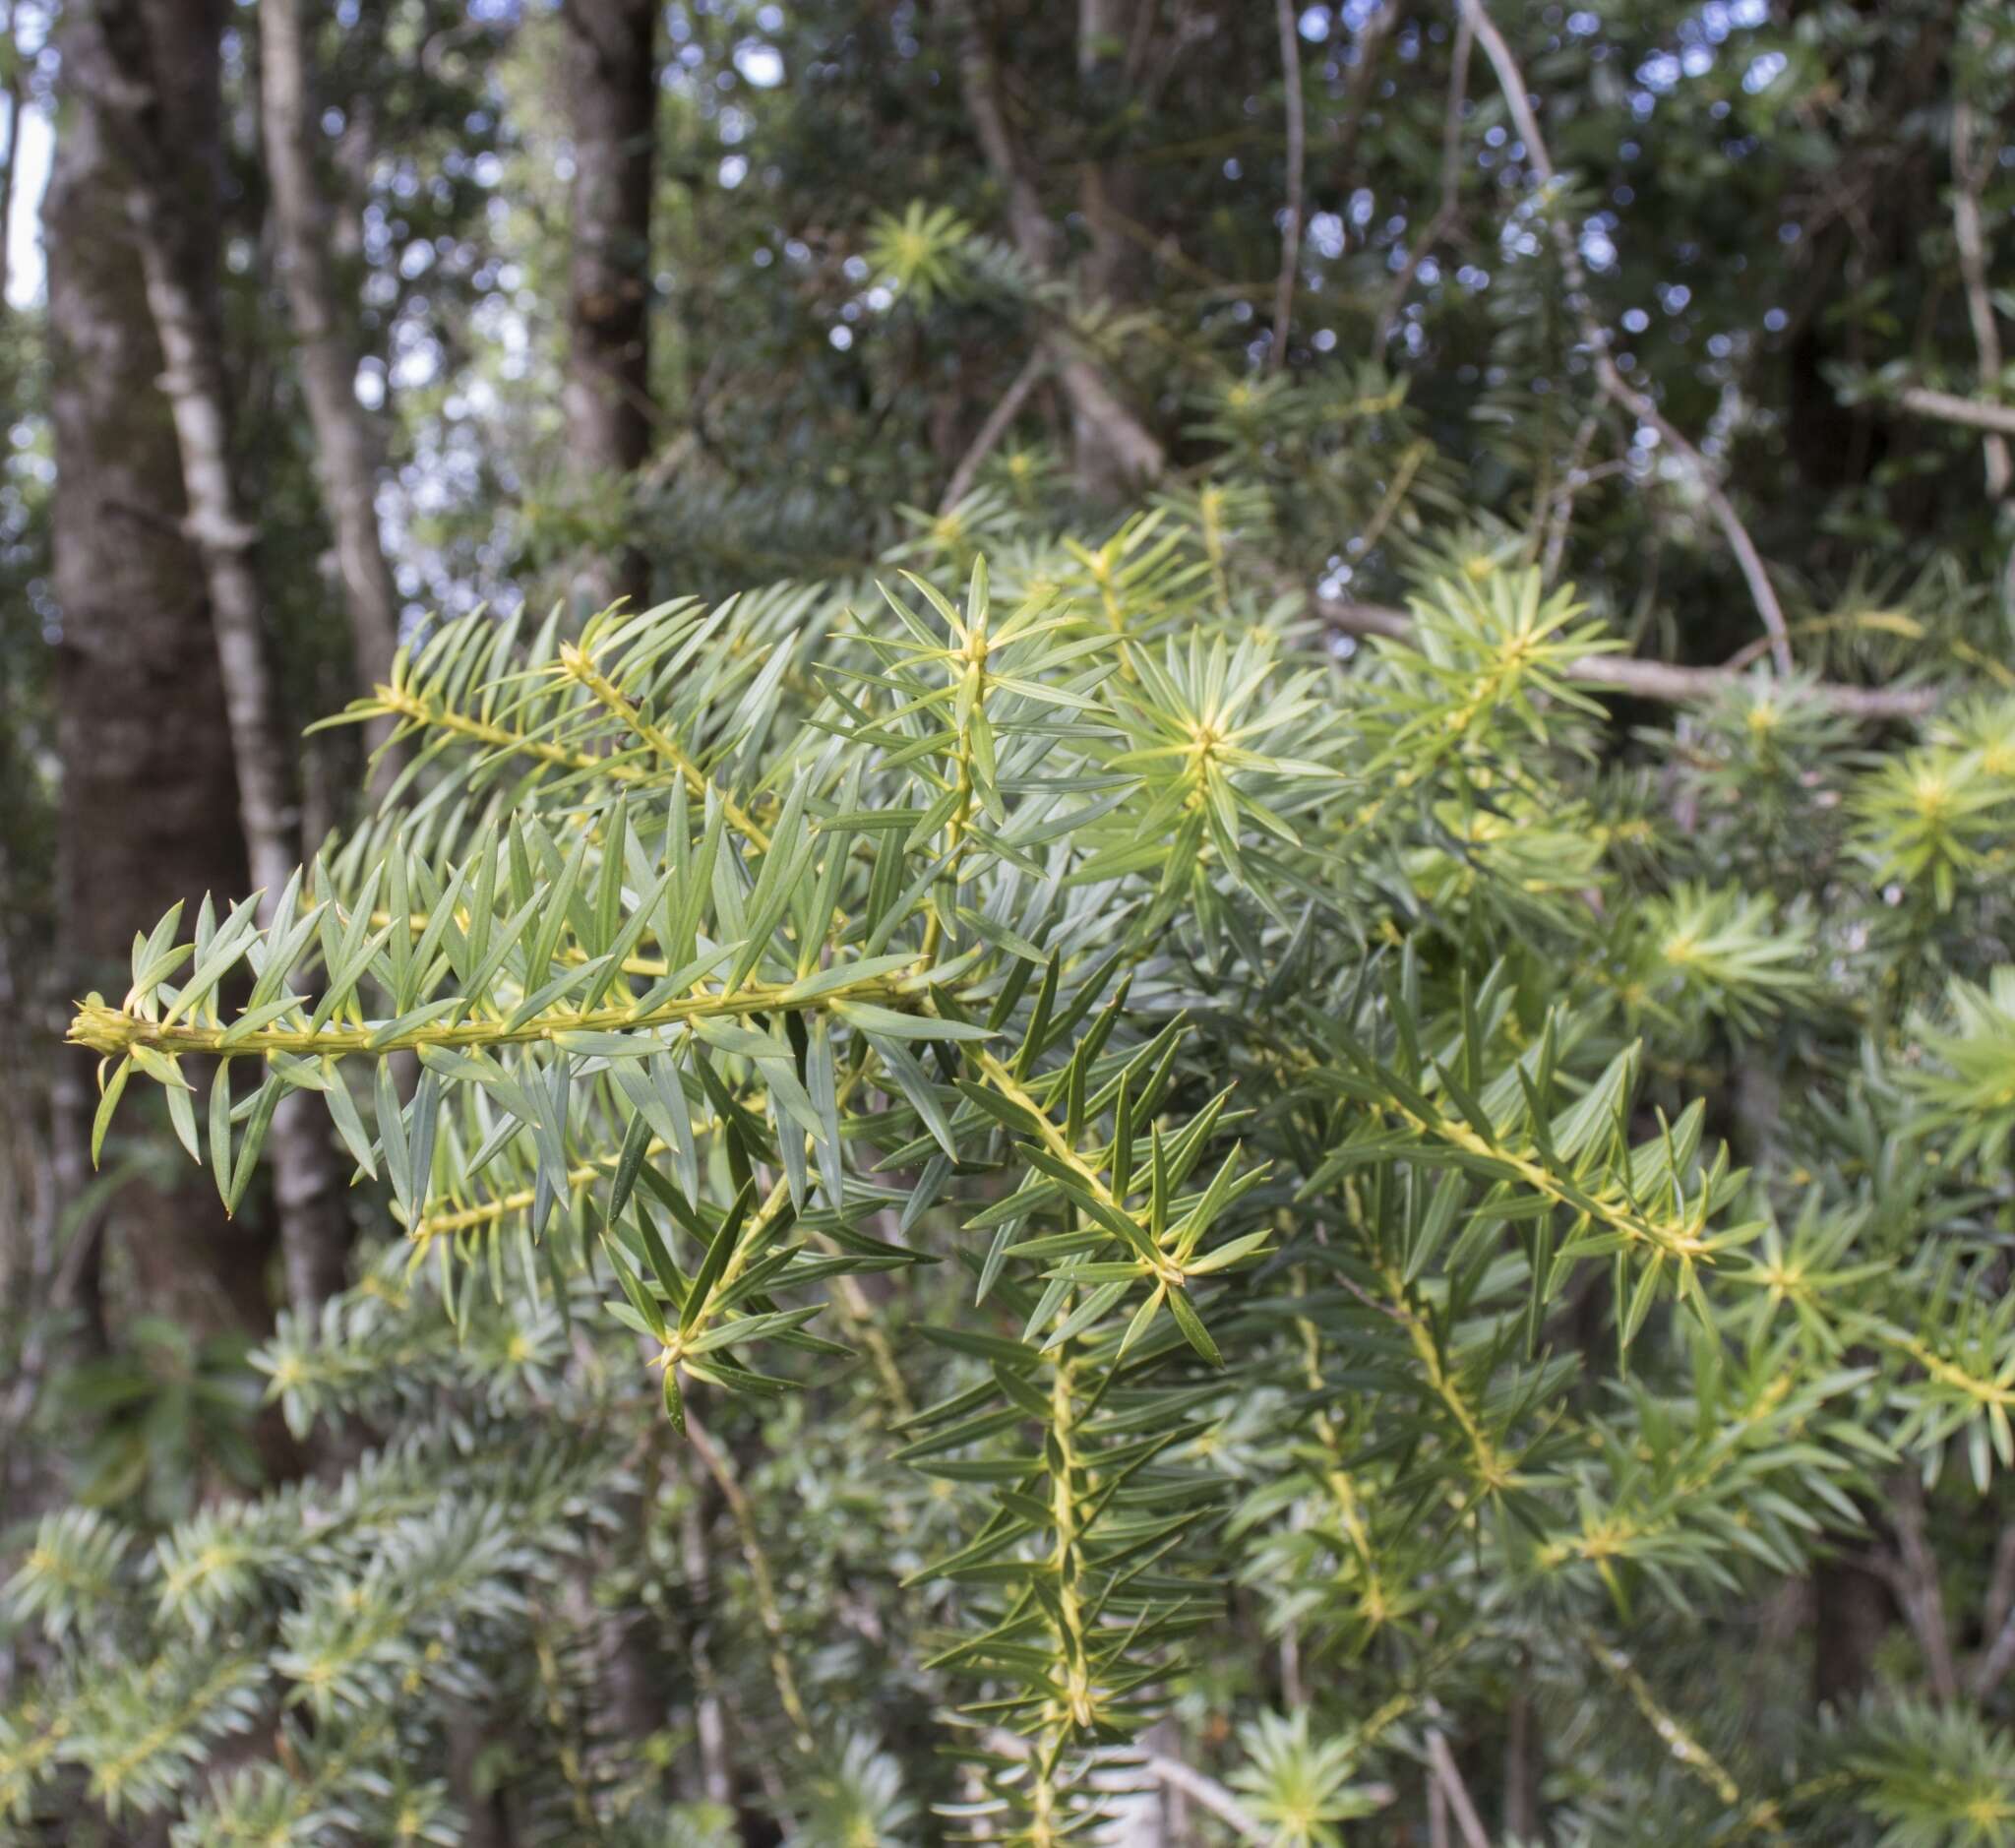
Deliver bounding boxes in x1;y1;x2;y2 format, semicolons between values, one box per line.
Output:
1458;0;1794;675
1538;413;1604;584
1375;15;1473;352
1269;0;1305;372
940;348;1047;513
1143;1753;1271;1842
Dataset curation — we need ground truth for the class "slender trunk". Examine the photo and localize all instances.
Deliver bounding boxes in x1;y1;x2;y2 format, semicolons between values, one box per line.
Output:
78;0;351;1314
560;0;656;614
258;0;403;762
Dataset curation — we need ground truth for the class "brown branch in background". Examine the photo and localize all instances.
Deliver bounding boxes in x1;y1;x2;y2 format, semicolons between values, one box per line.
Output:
1429;1775;1451;1848
1882;1472;1960;1705
1269;0;1305;372
940;347;1047;511
1374;14;1472;353
1142;1753;1271;1841
953;2;1061;271
950;0;1163;498
1970;1523;2015;1700
1312;587;1937;718
261;0;405;776
1426;1731;1491;1848
1949;93;2010;497
1898;384;2015;441
1458;0;1795;676
1538;414;1610;585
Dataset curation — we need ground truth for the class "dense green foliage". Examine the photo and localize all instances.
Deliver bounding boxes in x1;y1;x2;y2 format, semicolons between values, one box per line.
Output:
19;505;2015;1841
4;0;2015;1843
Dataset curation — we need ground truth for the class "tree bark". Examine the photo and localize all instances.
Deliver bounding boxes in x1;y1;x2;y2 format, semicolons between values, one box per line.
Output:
555;7;671;1742
78;0;352;1315
0;1;22;312
560;0;656;614
46;0;281;1348
258;0;404;763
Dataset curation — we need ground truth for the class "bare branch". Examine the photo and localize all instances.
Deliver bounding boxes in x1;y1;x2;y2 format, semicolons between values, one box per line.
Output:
1312;588;1937;719
1269;0;1305;372
1897;384;2015;441
1426;1732;1491;1848
1950;92;2010;496
1884;1472;1961;1705
261;0;404;775
1979;1525;2015;1663
940;348;1047;513
1458;0;1794;675
949;0;1163;495
1142;1753;1270;1842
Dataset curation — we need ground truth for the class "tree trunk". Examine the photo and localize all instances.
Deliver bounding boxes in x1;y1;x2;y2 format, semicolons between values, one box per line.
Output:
556;6;669;1739
0;1;22;312
76;0;352;1315
46;0;282;1350
560;0;656;614
258;0;404;763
